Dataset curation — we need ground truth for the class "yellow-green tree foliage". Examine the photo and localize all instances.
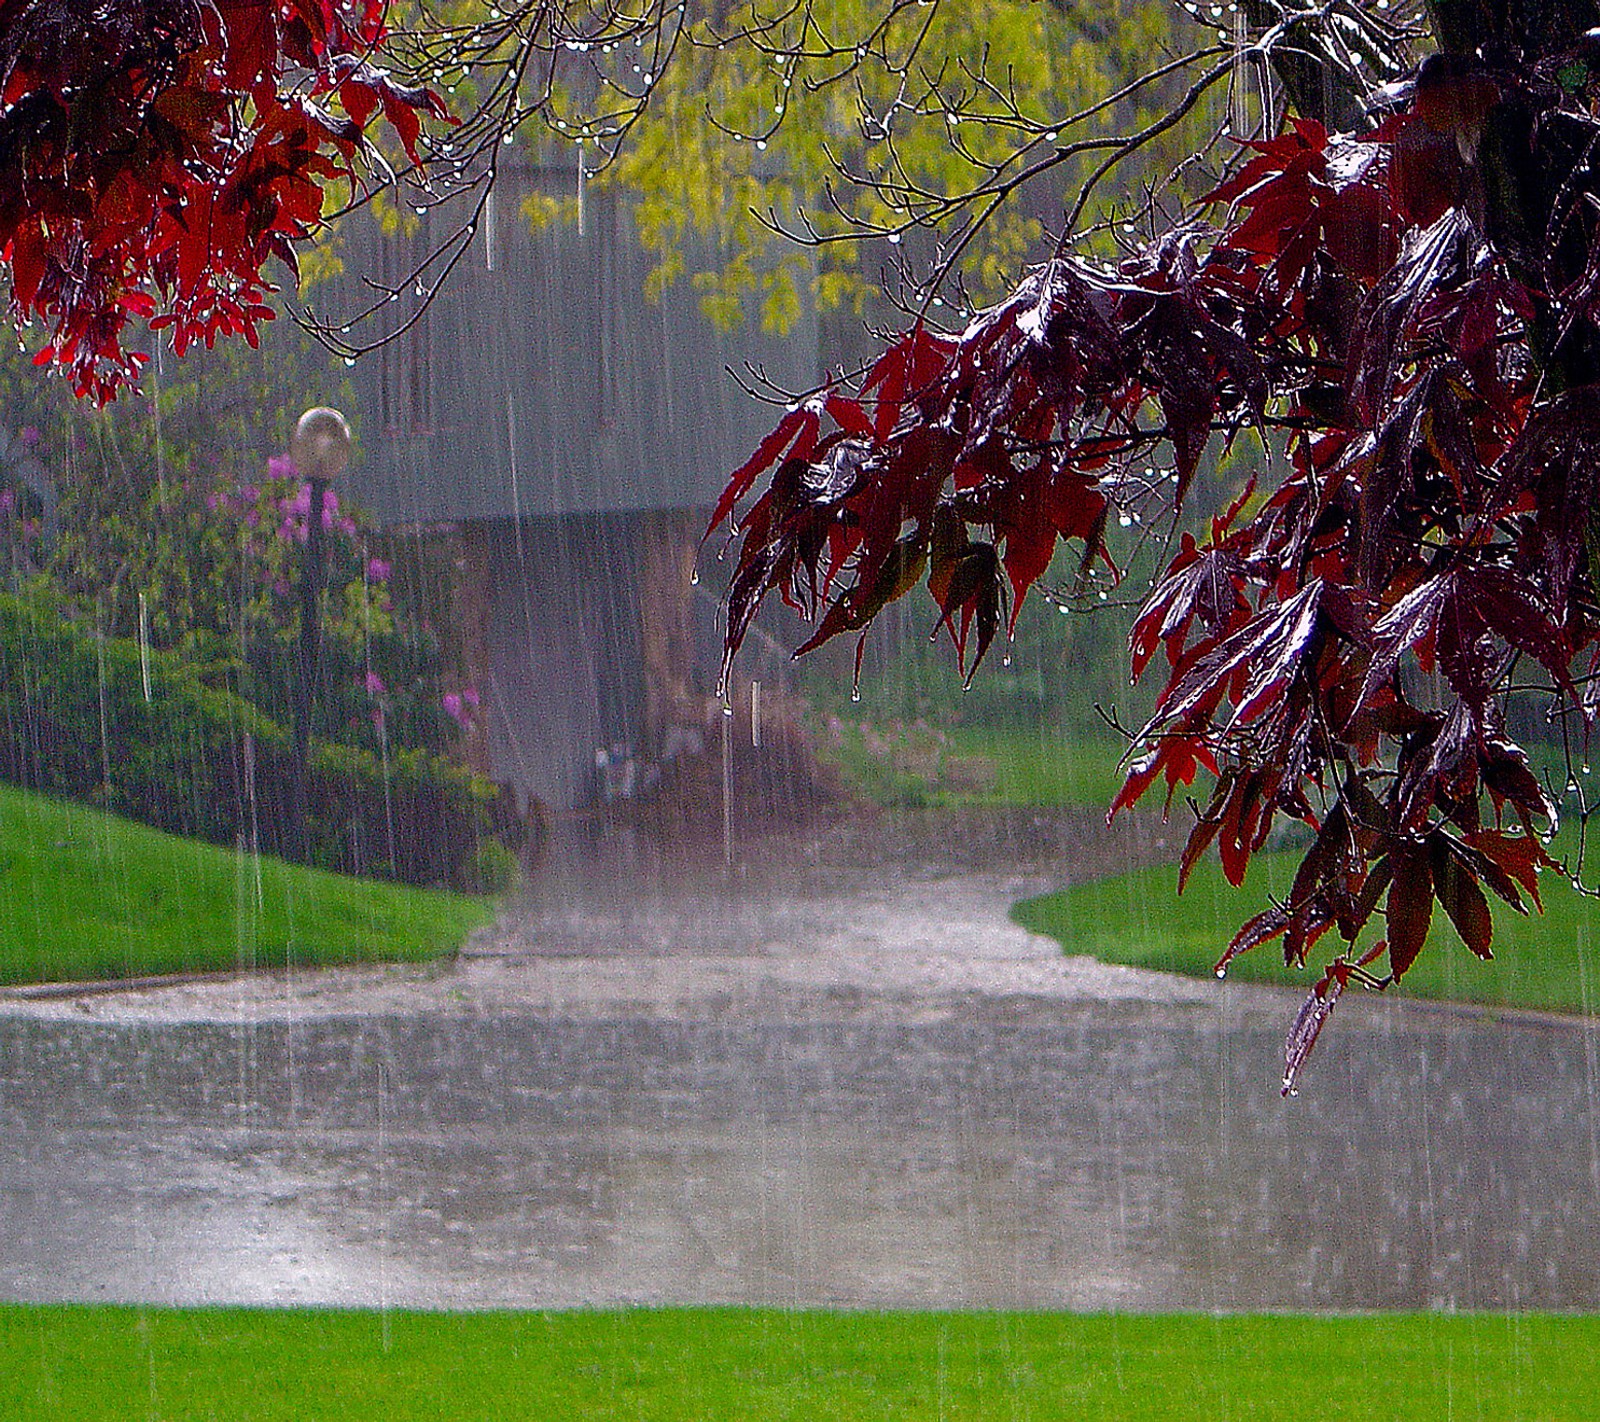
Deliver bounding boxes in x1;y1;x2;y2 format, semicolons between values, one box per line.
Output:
514;0;1217;332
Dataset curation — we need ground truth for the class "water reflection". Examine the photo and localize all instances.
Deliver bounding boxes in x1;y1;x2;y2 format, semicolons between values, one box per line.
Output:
2;996;1597;1310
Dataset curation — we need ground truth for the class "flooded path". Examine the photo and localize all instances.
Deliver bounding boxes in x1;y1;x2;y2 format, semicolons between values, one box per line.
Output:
2;810;1598;1312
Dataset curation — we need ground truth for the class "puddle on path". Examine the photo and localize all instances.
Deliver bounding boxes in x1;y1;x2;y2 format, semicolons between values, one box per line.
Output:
3;1005;1597;1310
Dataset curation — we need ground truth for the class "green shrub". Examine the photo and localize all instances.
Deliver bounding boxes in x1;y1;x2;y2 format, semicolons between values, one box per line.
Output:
0;592;516;889
455;838;522;896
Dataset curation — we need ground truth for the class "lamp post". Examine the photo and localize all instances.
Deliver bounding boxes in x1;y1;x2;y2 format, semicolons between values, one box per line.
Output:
287;406;352;862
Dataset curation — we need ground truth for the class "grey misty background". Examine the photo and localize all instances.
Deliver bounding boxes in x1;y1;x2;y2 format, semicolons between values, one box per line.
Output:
0;157;1132;831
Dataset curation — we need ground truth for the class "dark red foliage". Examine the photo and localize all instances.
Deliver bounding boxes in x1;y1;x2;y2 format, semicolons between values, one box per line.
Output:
714;64;1600;1081
0;1;446;402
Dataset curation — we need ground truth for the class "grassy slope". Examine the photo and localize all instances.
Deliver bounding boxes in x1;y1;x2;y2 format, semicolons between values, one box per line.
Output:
814;723;1131;810
0;782;492;985
1;1305;1594;1420
1013;846;1600;1015
947;727;1130;808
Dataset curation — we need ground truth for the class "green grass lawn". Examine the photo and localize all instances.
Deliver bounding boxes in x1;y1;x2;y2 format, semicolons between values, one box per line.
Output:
1012;843;1600;1016
0;782;493;986
1;1304;1594;1420
813;720;1131;810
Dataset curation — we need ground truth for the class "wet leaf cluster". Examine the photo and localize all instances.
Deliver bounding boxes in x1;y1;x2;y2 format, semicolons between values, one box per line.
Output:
0;0;447;402
716;9;1600;1082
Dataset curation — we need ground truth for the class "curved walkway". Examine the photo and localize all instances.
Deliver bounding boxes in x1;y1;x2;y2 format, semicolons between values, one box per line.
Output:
2;809;1597;1312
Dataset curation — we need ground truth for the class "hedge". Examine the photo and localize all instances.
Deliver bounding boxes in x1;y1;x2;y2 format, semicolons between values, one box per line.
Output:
0;593;517;889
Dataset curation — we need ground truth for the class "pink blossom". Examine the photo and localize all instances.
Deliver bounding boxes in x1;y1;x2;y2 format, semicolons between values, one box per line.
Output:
277;483;343;535
19;426;39;449
268;454;298;481
366;557;391;582
442;691;476;729
365;671;386;697
0;491;14;516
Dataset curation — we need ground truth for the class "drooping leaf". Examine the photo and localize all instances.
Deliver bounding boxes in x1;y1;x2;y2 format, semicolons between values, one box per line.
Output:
1463;829;1552;912
1281;969;1346;1098
1430;837;1494;960
1385;848;1434;980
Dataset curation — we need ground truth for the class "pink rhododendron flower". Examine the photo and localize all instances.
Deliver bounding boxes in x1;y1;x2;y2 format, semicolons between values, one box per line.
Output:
442;691;478;729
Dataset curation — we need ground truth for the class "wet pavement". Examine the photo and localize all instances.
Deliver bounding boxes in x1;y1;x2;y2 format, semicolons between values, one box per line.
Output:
2;809;1599;1312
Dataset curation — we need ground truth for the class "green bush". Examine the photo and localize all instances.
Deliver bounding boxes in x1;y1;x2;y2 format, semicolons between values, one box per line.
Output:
0;592;516;889
455;838;522;896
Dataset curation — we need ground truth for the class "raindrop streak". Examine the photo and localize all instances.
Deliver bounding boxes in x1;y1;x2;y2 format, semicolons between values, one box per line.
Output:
1229;5;1249;137
242;732;262;912
137;592;152;703
721;701;734;868
152;350;167;501
751;678;762;749
363;563;399;879
377;1060;391;1354
507;390;525;564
